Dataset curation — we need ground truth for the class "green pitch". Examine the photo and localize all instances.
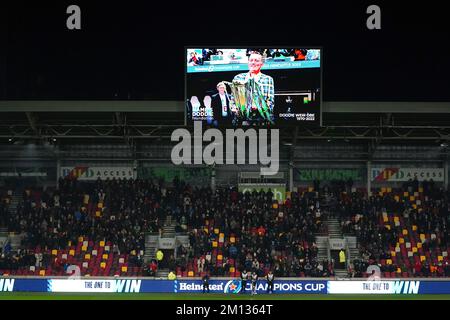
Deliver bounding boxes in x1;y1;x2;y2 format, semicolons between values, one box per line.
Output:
1;292;450;300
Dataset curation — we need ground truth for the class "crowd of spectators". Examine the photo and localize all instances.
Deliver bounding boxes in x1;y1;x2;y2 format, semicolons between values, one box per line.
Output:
2;175;448;278
331;178;449;278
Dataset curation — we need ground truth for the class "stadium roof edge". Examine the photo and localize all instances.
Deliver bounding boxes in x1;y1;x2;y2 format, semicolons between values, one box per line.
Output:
0;101;449;113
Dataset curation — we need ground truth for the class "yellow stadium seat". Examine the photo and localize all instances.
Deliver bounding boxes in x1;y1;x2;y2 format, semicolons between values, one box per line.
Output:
383;216;389;223
100;262;106;268
402;229;408;236
420;234;426;241
81;245;87;252
214;228;219;235
394;196;400;202
438;256;443;262
219;233;224;238
399;238;405;244
385;225;391;230
230;237;235;243
386;259;392;265
99;241;105;247
391;251;396;257
51;249;57;256
204;228;209;234
102;254;108;260
412;225;417;231
69;249;75;256
98;202;103;209
396;268;401;273
229;267;235;273
131;250;136;256
420;256;426;262
212;241;218;248
418;187;423;193
412;247;418;253
273;203;278;209
308;187;314;192
417;242;422;249
412;204;417;209
217;255;223;261
78;236;83;242
403;192;409;197
121;266;128;272
39;270;45;276
95;211;101;217
381;187;386;193
387;187;392;193
84;254;91;260
188;271;194;277
68;241;72;246
394;217;399;222
410;196;415;201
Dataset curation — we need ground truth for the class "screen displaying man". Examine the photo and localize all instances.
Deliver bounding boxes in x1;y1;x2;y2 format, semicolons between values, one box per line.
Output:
232;51;274;125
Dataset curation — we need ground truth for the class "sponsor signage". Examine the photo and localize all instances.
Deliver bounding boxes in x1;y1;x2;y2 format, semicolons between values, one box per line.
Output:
295;169;363;181
329;239;346;251
238;184;286;203
137;167;211;183
158;238;176;249
371;168;444;182
60;167;134;181
2;278;450;294
327;281;424;294
175;280;327;294
49;279;142;293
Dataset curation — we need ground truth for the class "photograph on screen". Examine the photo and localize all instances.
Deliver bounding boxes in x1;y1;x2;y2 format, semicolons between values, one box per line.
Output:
185;48;321;127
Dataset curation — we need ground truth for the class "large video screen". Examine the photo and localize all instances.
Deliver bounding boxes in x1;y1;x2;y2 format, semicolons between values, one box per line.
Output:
185;48;321;127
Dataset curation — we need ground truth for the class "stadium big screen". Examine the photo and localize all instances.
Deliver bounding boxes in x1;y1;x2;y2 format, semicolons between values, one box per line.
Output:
185;48;322;127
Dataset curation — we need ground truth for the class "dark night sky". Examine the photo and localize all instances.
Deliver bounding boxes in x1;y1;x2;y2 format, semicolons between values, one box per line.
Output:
2;1;450;101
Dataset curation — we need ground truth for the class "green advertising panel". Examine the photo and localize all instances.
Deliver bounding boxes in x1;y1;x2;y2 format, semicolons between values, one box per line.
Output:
238;184;286;203
295;168;363;181
138;167;211;184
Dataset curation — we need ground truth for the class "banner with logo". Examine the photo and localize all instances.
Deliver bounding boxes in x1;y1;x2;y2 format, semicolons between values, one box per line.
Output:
158;238;176;249
327;280;450;294
60;167;134;181
238;184;286;203
295;168;363;181
138;167;211;184
0;167;49;177
371;168;444;182
329;239;346;251
2;278;450;294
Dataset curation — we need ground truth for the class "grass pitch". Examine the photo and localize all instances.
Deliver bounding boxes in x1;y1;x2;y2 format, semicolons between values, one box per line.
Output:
1;292;450;300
